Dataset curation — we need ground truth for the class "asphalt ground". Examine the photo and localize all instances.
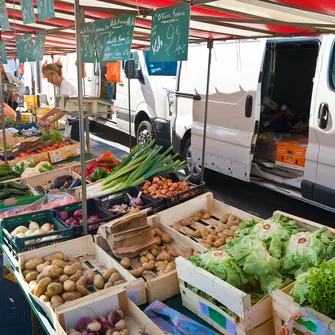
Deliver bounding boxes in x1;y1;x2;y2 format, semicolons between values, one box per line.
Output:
2;122;335;334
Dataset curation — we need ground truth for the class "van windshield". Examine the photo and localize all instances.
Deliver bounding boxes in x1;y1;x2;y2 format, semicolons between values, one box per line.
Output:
145;51;177;76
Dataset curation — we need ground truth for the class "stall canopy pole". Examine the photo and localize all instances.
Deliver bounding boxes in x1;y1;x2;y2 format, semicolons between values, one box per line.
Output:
0;74;7;163
127;61;132;150
200;39;213;183
74;0;88;235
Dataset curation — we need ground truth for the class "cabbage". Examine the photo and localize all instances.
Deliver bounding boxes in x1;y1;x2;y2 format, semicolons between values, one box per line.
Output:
36;161;53;173
188;249;248;289
281;227;335;276
234;219;259;238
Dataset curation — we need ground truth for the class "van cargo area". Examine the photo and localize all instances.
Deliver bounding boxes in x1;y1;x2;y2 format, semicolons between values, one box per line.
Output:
252;40;319;188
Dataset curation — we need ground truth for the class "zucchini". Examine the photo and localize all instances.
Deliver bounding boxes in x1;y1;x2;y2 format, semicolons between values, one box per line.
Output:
0;190;10;200
7;181;29;191
0;170;9;177
0;174;16;182
0;164;10;169
6;188;27;196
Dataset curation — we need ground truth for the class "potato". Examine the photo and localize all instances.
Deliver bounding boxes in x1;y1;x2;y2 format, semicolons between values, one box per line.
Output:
63;280;76;292
164;262;176;273
34;277;52;298
207;234;218;243
46;283;63;296
70;270;83;282
226;215;241;228
64;262;82;276
120;257;131;269
156;251;172;262
223;229;235;237
150;249;159;257
130;267;144;278
40;295;50;303
51;259;68;269
214;238;225;248
103;267;118;282
156;264;168;272
25;258;44;270
51;295;64;305
154;236;161;245
199;239;212;246
36;261;51;273
76;285;89;296
140;250;149;256
217;233;228;240
140;256;149;264
67;257;78;263
199;241;211;249
160;233;172;244
172;224;180;231
208;229;216;235
179;218;192;226
114;280;126;285
29;280;38;294
76;276;87;286
52;278;60;283
108;272;122;285
230;225;239;232
226;236;234;241
192;215;201;222
201;209;211;214
153;228;163;236
93;274;104;289
184;248;193;258
150;229;156;237
104;282;113;289
143;262;155;270
37;265;63;280
145;253;155;261
22;269;34;277
193;250;200;256
85;270;95;284
59;275;70;284
62;291;81;301
25;271;39;283
220;214;230;224
155;261;168;267
200;227;209;240
191;229;202;238
44;252;64;262
215;225;226;233
202;213;211;220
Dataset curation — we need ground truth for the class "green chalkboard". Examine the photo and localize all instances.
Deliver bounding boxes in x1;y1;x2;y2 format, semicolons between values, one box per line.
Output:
0;0;9;32
16;34;34;63
36;0;55;21
80;22;96;63
20;0;36;24
34;31;46;61
94;15;136;62
150;3;190;62
0;42;7;64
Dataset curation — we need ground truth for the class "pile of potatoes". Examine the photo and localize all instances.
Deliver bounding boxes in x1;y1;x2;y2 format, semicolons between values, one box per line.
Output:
119;227;193;277
22;252;126;310
172;209;242;249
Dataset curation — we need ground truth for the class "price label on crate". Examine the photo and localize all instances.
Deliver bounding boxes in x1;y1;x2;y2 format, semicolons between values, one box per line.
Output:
150;3;190;62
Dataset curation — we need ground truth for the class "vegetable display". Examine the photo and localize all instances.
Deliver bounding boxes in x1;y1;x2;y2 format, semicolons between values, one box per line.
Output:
40;130;64;143
87;140;186;198
0;180;32;200
39;141;72;152
12;158;35;176
290;261;335;319
21;161;53;178
22;251;127;310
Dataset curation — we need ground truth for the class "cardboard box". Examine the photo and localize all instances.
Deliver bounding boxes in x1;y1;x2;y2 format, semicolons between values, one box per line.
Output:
0;133;15;147
275;139;307;170
7;151;50;168
48;140;88;163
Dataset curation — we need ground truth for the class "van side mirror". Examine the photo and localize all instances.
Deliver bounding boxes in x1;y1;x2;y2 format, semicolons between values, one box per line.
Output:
125;60;136;79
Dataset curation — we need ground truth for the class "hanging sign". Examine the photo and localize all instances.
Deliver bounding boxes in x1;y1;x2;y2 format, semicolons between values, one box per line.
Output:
94;15;136;62
36;0;55;21
150;3;190;62
20;0;36;24
0;41;7;64
80;22;96;63
16;34;34;63
0;0;10;32
34;31;46;61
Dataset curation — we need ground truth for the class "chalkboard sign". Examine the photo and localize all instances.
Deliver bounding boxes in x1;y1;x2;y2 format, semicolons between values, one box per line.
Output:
94;15;136;62
80;22;96;63
0;42;7;64
16;34;34;63
150;3;190;62
0;0;9;32
20;0;36;24
34;31;46;61
36;0;55;21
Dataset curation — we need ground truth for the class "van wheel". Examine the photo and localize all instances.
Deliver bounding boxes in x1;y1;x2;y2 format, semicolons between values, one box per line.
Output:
183;138;202;184
137;120;154;146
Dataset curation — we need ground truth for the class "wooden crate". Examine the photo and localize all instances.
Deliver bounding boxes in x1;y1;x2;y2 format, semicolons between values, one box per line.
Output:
175;210;335;335
95;216;205;303
272;284;335;334
18;236;146;330
155;192;261;249
55;287;165;335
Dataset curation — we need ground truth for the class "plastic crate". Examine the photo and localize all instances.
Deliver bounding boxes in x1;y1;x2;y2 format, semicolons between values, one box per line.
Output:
141;174;207;209
98;186;164;217
1;210;73;257
54;198;112;237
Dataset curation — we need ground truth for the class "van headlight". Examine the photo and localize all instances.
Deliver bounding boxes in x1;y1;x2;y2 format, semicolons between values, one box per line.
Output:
164;89;175;115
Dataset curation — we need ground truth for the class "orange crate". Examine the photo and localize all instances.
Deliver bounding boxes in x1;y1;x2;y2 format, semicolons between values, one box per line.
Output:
275;139;307;170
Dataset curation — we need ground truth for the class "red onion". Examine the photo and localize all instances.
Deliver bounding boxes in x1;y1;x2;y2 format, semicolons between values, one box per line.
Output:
73;209;83;219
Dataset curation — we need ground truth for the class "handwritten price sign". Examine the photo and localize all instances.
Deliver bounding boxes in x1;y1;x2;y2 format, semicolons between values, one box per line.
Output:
150;3;190;62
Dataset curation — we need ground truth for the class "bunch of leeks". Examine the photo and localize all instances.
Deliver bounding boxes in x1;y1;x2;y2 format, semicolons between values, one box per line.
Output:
87;140;187;198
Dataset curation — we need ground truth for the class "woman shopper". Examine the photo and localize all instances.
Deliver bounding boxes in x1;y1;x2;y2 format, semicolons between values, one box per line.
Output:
38;63;80;140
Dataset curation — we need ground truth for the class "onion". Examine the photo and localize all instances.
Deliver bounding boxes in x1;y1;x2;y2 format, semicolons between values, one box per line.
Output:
29;221;39;231
15;233;26;238
40;223;53;233
76;317;92;332
10;226;28;237
25;229;34;236
33;229;44;236
58;211;69;221
73;209;83;219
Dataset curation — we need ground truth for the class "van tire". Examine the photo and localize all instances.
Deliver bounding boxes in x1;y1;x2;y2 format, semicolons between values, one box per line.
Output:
183;138;202;184
137;120;154;146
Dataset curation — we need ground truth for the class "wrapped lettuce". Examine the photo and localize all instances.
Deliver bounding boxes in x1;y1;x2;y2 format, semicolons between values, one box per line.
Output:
281;227;335;276
188;249;248;289
234;219;260;238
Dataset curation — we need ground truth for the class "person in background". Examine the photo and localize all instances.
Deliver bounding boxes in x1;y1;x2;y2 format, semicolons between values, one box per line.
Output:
38;63;80;140
0;59;25;116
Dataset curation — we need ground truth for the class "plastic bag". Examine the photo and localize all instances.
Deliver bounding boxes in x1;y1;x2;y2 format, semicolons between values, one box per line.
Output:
105;61;121;83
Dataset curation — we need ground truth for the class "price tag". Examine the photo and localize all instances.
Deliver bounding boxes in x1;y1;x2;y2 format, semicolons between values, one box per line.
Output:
36;0;55;20
34;31;46;61
20;0;36;24
0;0;9;32
0;41;7;64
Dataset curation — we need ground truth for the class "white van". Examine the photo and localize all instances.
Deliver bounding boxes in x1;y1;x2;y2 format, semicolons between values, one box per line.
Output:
172;35;335;211
98;50;177;146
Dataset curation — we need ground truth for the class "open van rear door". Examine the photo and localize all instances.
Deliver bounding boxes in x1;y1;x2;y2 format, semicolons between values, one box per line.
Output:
191;39;266;182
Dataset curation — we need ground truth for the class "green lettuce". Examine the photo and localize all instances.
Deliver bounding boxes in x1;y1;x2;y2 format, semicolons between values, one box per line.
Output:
188;249;248;289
